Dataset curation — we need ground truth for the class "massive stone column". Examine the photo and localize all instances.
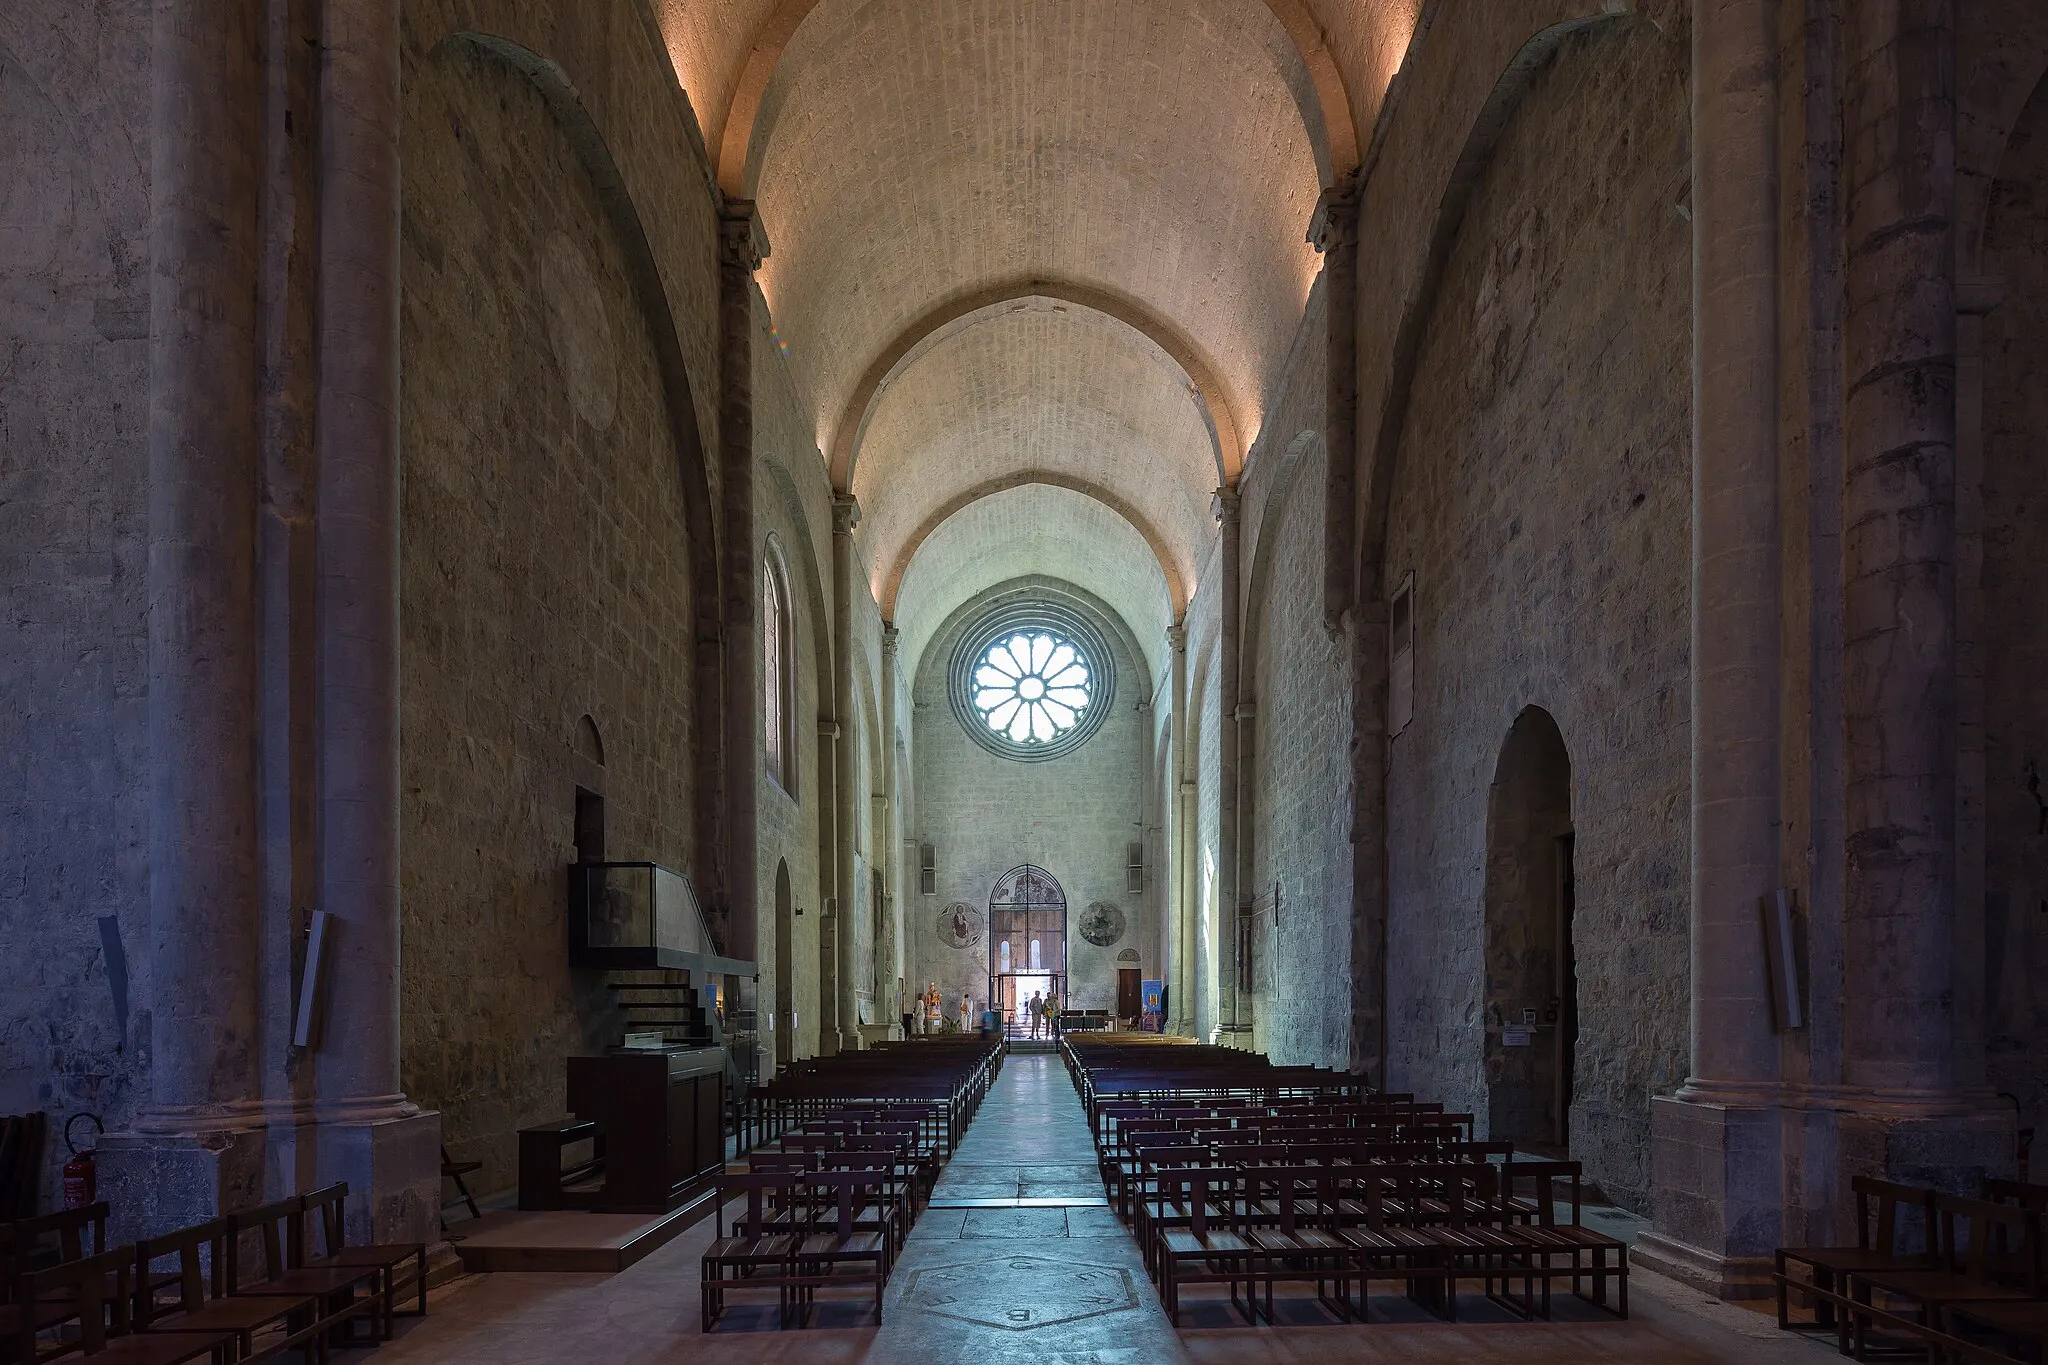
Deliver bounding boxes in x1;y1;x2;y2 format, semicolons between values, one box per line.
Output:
1315;177;1361;637
307;0;437;1243
1166;624;1195;1035
719;203;764;966
880;624;902;1034
104;0;271;1239
1634;0;1787;1296
830;493;862;1051
1835;0;2007;1182
1215;489;1247;1043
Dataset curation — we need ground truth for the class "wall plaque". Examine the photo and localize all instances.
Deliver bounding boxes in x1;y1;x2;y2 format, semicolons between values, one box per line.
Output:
1078;901;1127;948
937;902;984;951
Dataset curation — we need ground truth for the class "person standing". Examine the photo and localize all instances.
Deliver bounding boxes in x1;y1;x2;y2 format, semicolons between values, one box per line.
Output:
957;991;971;1033
1044;987;1060;1038
1027;990;1043;1039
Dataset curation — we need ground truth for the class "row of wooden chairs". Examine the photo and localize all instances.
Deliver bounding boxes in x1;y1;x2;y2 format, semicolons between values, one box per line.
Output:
2;1185;424;1364
707;1038;1004;1329
1776;1175;2048;1362
1142;1161;1627;1326
738;1035;1003;1155
1068;1037;1628;1327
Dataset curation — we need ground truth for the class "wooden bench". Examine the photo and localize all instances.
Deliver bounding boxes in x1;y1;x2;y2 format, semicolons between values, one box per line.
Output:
517;1117;605;1211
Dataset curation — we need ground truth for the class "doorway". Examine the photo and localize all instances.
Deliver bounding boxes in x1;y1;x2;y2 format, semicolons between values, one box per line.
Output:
1117;968;1142;1027
988;864;1066;1038
1482;706;1575;1153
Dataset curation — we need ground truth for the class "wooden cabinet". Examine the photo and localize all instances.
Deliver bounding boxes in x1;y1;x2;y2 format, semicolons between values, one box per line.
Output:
566;1047;726;1213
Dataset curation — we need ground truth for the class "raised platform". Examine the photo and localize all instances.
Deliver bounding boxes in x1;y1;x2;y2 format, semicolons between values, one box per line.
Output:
447;1193;714;1273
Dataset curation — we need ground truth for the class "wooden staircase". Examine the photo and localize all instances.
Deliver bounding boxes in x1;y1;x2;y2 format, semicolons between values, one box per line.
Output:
605;969;716;1048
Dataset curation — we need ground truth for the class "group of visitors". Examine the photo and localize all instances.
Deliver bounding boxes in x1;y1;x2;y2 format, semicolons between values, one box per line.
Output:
1025;987;1060;1038
897;980;1062;1039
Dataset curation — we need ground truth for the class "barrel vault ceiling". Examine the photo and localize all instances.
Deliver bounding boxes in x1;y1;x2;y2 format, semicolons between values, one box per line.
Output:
657;0;1420;673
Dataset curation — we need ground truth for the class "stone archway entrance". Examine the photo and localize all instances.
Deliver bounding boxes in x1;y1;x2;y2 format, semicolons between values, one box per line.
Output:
1483;706;1576;1153
989;864;1067;1035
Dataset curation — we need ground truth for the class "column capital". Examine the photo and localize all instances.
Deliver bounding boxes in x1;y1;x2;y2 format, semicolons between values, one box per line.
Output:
1211;485;1240;524
881;622;899;655
831;492;862;534
1307;173;1361;253
718;199;767;272
1166;624;1187;650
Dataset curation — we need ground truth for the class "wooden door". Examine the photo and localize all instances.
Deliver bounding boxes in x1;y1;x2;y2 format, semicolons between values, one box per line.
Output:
1117;969;1142;1025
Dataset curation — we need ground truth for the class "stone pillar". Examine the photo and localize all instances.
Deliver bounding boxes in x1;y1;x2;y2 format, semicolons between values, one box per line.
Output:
1344;600;1389;1083
880;624;902;1024
1634;0;1786;1296
1313;177;1361;636
830;493;862;1051
719;203;764;964
307;0;437;1243
814;714;842;1053
1835;0;2007;1181
105;0;272;1239
1215;488;1246;1042
1166;624;1194;1035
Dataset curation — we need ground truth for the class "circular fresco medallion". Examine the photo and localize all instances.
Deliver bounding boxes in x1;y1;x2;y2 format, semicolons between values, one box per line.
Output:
1078;901;1127;948
937;902;984;951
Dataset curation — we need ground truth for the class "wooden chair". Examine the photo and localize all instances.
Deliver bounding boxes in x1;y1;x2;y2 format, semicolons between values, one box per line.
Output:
299;1183;427;1339
221;1198;378;1350
439;1148;483;1225
1155;1169;1255;1327
1239;1167;1349;1323
1843;1195;2040;1360
1493;1161;1628;1318
1334;1168;1460;1322
1774;1176;1939;1334
131;1218;323;1363
12;1246;234;1365
701;1173;801;1331
787;1170;892;1326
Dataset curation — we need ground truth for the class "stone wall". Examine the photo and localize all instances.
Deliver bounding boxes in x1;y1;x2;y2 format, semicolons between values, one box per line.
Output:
1240;284;1354;1069
909;585;1152;1027
754;287;832;1061
0;0;152;1206
395;22;718;1194
1981;67;2048;1144
1379;16;1692;1212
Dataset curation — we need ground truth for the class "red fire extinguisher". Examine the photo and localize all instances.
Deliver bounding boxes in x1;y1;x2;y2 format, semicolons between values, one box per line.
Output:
63;1113;103;1209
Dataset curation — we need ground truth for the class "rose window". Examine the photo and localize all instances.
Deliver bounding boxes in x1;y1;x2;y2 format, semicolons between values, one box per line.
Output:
971;632;1093;746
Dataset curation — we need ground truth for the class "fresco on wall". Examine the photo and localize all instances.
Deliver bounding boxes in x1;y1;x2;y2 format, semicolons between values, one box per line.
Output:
1079;901;1127;947
937;902;984;950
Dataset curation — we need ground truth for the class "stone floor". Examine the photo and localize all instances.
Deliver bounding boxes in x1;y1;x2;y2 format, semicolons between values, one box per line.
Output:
379;1056;1838;1364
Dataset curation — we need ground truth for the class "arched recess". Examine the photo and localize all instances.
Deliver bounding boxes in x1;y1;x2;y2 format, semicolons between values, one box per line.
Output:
1240;430;1323;678
1959;3;2048;275
1482;706;1575;1152
1979;66;2048;1100
774;859;795;1067
441;31;728;893
881;472;1188;623
764;458;834;757
835;282;1243;488
713;0;1358;201
1338;5;1640;616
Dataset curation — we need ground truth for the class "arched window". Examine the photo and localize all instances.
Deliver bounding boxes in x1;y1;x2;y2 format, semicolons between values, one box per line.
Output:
762;549;796;793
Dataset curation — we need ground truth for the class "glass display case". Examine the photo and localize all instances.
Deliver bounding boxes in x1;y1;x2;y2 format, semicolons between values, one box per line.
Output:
572;862;714;956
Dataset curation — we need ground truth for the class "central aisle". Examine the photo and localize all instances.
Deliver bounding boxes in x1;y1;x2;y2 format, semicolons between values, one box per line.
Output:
871;1051;1193;1362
